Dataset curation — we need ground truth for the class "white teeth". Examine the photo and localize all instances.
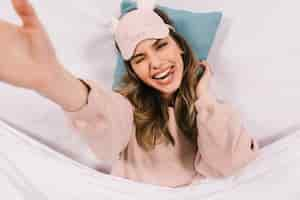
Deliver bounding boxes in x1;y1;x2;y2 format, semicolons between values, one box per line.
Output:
153;68;171;79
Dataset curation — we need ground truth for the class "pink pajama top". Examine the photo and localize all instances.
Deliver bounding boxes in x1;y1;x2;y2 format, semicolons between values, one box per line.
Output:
63;80;259;188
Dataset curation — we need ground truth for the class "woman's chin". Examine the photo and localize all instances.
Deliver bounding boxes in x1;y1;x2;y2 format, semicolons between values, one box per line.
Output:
155;80;180;98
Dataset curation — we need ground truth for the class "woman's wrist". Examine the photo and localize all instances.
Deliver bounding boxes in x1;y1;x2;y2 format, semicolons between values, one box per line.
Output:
71;78;91;111
35;65;90;112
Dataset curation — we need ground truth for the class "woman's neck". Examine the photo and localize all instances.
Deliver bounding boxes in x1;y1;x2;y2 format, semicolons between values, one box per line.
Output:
161;92;176;107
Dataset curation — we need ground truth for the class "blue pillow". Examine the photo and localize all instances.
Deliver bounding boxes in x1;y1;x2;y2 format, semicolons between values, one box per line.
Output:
112;0;222;89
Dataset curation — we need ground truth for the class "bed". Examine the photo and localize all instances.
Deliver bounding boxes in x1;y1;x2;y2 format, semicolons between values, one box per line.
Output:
1;0;300;198
1;119;300;199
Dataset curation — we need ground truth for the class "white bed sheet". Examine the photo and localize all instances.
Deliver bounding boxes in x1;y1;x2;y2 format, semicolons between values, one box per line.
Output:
1;119;300;199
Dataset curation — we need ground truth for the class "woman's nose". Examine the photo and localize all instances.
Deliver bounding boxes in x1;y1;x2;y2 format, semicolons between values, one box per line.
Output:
149;53;162;69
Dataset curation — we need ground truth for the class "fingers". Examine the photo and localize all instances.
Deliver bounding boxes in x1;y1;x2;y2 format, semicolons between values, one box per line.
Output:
11;0;41;28
199;60;214;76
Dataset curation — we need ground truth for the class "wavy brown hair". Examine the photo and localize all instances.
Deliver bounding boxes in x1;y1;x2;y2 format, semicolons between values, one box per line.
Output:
114;7;203;152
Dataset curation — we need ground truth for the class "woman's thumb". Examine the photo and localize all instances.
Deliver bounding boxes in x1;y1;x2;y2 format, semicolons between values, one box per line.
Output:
11;0;41;28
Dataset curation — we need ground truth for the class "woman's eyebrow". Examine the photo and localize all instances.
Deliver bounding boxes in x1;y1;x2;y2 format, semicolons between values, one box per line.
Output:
152;39;163;47
131;53;144;61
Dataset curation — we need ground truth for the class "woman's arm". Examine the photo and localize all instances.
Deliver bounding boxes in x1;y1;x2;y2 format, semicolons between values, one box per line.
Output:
0;0;135;162
37;67;135;164
36;67;90;112
193;61;259;177
62;80;135;163
193;93;259;178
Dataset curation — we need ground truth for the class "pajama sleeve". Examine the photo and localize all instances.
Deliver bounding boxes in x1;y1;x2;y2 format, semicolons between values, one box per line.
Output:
194;92;259;178
62;80;134;163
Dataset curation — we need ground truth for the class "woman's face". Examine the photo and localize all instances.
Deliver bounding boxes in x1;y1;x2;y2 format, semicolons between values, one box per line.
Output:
129;35;184;100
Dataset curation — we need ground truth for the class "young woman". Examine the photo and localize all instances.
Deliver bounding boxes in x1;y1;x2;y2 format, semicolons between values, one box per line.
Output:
0;0;259;187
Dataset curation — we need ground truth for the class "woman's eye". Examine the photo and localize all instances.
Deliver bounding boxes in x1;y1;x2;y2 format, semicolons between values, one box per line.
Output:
134;58;144;64
157;42;168;50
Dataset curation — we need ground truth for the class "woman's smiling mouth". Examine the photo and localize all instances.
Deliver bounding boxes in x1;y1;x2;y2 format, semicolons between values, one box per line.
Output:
152;65;175;84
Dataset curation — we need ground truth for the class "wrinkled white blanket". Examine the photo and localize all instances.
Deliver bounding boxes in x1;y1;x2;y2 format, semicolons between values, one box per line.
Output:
1;119;300;200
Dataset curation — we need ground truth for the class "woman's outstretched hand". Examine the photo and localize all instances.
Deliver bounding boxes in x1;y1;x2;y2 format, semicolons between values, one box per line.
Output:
0;0;62;90
196;60;213;98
